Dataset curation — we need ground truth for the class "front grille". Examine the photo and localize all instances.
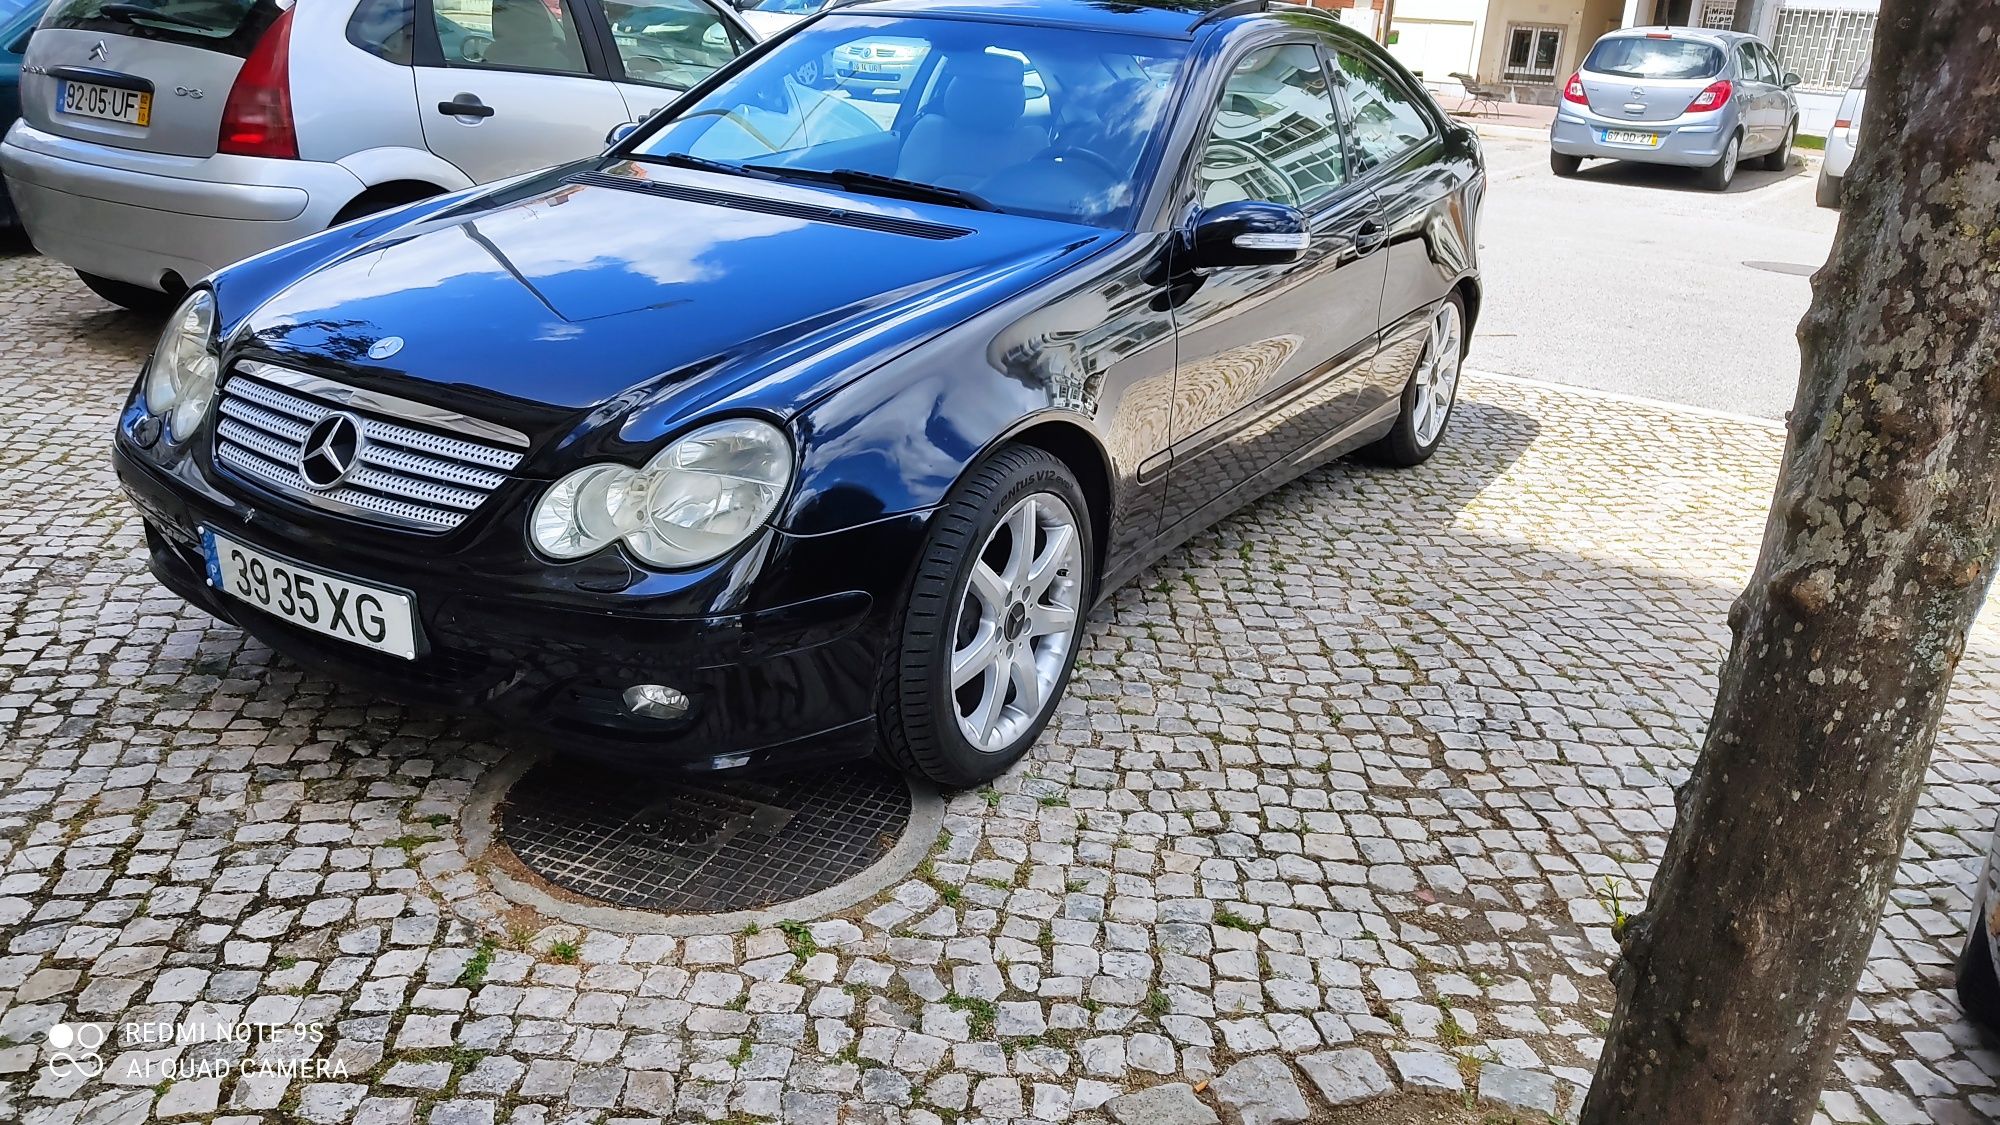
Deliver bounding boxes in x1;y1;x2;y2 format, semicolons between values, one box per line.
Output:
212;362;528;534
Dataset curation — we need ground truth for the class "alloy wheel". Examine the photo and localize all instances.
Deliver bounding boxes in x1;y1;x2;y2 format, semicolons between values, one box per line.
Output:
1411;300;1463;448
949;492;1083;754
1722;137;1739;182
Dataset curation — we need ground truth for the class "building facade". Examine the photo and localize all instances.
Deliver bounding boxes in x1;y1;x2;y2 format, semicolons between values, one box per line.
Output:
1368;0;1875;133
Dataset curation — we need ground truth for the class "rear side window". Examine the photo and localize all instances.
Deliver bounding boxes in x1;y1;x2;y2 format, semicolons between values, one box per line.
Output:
41;0;283;57
350;0;417;64
1583;36;1725;80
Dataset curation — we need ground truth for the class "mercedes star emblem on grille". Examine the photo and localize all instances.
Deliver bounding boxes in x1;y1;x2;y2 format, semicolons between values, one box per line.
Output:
298;413;364;490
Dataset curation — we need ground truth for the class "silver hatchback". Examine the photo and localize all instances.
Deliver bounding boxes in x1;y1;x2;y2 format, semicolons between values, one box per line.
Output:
1550;27;1799;191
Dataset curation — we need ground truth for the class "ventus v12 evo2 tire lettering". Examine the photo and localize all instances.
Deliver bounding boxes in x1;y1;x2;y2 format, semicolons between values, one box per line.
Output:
880;446;1093;788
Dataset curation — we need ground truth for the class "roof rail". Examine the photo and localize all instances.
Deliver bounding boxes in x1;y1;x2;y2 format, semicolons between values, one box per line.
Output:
1189;0;1271;32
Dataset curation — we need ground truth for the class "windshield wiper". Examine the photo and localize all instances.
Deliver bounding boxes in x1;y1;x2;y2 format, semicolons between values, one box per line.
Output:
98;3;211;30
739;165;995;212
636;151;782;182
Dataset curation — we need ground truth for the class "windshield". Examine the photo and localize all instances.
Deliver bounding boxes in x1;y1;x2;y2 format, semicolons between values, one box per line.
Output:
1584;36;1725;80
630;14;1188;229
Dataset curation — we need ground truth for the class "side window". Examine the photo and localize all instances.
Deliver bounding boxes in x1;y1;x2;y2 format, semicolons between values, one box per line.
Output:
1330;48;1433;171
432;0;590;75
1736;43;1760;82
349;0;416;65
1758;44;1788;84
1196;43;1347;210
593;0;745;90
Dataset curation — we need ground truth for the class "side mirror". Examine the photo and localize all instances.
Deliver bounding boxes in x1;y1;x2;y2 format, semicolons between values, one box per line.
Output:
1783;71;1802;88
1186;200;1310;269
606;121;641;146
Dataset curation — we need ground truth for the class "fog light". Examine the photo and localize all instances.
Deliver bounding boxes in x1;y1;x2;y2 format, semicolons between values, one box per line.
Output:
623;684;689;720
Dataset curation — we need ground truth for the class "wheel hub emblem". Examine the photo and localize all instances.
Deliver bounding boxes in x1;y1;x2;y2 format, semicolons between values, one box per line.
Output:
298;413;364;490
1003;602;1029;642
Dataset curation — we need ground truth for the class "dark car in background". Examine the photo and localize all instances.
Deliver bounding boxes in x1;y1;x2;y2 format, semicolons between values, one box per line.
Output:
112;0;1484;786
0;0;40;228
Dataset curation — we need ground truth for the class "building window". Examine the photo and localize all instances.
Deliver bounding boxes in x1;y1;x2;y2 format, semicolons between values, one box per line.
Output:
1772;7;1877;92
1501;25;1562;84
1697;0;1737;28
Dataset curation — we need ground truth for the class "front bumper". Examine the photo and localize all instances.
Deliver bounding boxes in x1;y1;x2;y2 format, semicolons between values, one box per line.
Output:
1550;108;1734;168
0;120;363;290
115;435;926;773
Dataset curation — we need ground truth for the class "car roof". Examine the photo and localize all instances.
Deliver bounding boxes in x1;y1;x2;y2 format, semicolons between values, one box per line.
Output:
827;0;1280;39
1602;25;1755;47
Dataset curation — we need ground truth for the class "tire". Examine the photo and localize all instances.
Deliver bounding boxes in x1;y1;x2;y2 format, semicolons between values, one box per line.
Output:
1363;292;1467;468
1759;120;1795;171
1699;133;1740;191
76;271;178;316
1960;908;2000;1030
1550;151;1582;177
879;446;1093;788
1816;171;1843;210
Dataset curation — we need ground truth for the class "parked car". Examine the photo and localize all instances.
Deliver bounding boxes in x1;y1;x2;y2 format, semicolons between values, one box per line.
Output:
1816;61;1866;209
0;0;39;229
0;0;754;313
111;0;1485;786
1550;26;1799;191
1960;816;2000;1030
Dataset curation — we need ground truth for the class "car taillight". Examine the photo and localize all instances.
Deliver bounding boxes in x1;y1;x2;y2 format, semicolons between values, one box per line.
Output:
1833;117;1852;130
1562;73;1588;105
1687;79;1732;112
218;7;296;158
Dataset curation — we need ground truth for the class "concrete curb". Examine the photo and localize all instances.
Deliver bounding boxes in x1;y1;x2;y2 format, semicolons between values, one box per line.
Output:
1467;368;1789;431
460;749;949;936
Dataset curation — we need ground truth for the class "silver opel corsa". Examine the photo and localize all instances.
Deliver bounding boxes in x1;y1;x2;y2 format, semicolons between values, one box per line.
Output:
1549;26;1799;191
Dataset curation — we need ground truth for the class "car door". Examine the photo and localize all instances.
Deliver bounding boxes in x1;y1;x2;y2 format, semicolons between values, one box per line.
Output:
1733;41;1775;148
1162;41;1388;528
582;0;753;122
1326;41;1457;406
1757;43;1796;131
415;0;631;182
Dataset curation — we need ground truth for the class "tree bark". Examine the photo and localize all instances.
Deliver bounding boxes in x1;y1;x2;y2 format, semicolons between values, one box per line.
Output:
1580;3;2000;1123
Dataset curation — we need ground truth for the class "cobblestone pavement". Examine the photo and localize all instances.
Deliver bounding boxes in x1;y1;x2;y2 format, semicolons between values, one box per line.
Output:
3;247;1998;1125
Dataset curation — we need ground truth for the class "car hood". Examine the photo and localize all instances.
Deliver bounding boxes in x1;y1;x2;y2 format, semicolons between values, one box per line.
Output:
234;162;1112;446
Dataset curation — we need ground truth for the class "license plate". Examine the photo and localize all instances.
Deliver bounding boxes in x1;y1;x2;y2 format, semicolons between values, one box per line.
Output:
202;529;418;660
58;80;152;127
1603;129;1660;147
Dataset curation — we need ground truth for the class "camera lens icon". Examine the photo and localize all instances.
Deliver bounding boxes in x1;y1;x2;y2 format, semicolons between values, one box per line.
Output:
42;1023;106;1078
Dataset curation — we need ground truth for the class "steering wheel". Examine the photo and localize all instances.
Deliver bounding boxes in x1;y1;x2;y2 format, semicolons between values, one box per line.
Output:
1036;146;1120;181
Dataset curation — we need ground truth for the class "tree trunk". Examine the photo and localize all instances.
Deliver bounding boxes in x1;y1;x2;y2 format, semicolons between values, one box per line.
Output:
1580;3;2000;1123
1731;0;1756;34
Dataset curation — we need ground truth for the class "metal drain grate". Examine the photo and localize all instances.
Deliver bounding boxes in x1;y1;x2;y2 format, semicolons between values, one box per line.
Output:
497;761;913;914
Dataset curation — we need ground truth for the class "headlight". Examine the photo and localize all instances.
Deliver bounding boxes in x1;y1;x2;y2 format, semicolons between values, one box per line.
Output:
143;290;220;441
531;418;793;568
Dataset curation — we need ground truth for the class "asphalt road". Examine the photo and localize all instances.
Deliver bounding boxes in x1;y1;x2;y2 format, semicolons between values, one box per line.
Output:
1469;128;1840;420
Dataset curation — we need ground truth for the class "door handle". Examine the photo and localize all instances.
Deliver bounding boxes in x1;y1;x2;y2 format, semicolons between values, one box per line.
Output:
438;96;495;119
1353;219;1387;255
